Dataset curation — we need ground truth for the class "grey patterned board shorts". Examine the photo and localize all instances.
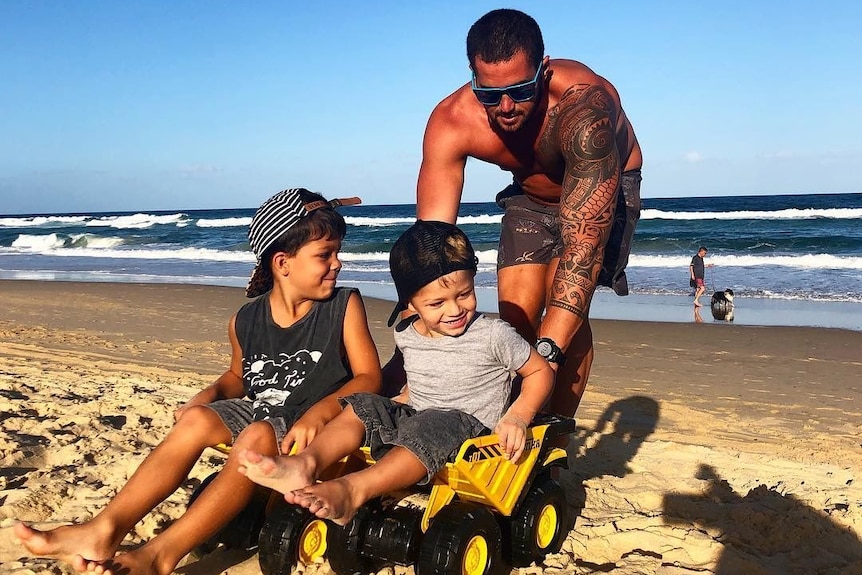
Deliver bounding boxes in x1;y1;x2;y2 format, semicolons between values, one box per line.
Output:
496;169;642;296
204;398;291;454
340;393;489;485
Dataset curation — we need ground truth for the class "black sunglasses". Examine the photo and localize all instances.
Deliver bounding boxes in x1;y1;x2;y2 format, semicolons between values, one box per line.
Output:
471;65;542;106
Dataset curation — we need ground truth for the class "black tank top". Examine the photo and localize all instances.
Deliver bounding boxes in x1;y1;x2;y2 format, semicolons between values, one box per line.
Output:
235;287;355;422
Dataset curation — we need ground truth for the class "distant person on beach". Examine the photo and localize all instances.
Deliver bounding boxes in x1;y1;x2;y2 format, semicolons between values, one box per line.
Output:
690;246;712;307
13;188;381;575
408;8;643;417
238;220;554;525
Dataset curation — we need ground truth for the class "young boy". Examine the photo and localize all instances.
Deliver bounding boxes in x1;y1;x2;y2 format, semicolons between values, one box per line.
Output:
238;220;554;526
14;188;382;575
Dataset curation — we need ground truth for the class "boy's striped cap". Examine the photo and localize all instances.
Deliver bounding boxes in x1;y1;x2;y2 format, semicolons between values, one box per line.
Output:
246;188;360;298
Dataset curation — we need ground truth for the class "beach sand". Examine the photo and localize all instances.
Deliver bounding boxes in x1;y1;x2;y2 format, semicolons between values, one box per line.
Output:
1;280;860;574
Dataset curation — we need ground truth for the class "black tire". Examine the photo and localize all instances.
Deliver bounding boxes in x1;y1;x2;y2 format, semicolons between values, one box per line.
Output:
417;501;504;575
503;475;568;566
362;504;423;566
258;502;314;575
327;504;375;575
187;471;268;552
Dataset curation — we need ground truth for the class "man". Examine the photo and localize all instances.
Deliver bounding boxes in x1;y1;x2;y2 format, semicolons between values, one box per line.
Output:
690;246;710;308
415;8;642;416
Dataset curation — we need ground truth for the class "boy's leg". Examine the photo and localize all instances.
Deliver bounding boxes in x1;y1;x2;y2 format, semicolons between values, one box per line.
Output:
84;419;279;575
239;405;366;495
292;407;480;526
14;406;231;569
292;445;428;526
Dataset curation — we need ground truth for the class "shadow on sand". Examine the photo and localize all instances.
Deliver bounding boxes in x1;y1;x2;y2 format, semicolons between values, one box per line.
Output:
664;464;862;574
559;395;660;523
560;397;862;573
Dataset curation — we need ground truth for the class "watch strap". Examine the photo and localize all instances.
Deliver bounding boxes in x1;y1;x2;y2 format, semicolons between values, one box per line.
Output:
536;337;567;366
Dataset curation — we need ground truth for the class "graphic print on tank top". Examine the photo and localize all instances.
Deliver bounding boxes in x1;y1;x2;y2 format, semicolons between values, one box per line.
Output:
244;349;322;418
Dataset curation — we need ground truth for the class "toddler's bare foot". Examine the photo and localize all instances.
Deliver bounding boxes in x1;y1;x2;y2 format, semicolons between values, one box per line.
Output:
13;521;118;569
291;478;360;526
237;448;315;496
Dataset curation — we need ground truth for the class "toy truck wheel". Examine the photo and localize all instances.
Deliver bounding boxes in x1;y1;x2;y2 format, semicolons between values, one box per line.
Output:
188;471;268;552
258;502;322;575
503;474;568;566
326;504;374;575
417;501;504;575
362;505;423;566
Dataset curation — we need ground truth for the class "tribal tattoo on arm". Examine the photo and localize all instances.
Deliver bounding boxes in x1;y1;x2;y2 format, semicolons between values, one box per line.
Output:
540;85;620;318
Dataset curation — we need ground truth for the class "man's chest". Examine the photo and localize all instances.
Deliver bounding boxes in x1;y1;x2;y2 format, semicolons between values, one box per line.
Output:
475;132;565;196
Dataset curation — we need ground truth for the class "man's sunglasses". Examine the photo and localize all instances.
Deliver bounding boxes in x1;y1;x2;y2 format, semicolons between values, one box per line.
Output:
471;65;542;106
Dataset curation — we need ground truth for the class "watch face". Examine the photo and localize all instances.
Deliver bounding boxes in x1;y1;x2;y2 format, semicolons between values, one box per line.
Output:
537;340;552;357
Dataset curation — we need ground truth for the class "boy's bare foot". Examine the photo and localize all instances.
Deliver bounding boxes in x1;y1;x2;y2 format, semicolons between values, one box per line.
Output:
237;448;315;496
82;545;166;575
13;521;118;569
290;478;360;526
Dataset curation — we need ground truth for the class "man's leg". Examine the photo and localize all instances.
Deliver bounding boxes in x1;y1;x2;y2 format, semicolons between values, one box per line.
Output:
499;261;593;417
543;259;592;416
498;264;547;340
14;405;231;571
547;318;593;416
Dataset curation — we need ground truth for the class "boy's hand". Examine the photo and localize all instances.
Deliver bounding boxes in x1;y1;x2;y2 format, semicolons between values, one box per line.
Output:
174;404;190;422
174;394;209;422
282;407;329;454
495;415;528;462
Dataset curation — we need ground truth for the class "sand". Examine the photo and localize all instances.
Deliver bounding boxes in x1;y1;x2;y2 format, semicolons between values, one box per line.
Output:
0;280;860;575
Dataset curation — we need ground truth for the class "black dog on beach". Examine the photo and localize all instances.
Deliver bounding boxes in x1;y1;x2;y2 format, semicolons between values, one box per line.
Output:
711;289;734;322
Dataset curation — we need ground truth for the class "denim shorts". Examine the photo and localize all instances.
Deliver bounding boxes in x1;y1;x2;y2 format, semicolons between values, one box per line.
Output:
341;393;489;484
204;398;290;453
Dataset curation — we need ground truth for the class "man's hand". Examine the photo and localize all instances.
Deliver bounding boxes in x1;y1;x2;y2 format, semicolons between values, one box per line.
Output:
495;414;529;462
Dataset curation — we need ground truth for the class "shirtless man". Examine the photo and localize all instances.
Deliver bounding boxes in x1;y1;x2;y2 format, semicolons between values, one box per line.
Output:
416;8;643;416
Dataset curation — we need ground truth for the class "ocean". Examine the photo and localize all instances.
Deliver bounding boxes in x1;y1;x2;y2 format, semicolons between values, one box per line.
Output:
2;192;861;331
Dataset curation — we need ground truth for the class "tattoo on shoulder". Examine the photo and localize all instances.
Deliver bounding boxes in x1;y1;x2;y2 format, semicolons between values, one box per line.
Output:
548;85;617;165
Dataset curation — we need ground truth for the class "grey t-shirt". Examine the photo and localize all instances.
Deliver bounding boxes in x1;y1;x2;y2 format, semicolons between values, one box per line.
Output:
394;313;532;429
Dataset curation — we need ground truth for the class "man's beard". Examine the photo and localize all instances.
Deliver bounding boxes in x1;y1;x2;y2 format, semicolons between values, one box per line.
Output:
490;109;529;133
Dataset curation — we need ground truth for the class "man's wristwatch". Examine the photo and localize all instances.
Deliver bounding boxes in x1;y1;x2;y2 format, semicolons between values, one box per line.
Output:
535;337;566;366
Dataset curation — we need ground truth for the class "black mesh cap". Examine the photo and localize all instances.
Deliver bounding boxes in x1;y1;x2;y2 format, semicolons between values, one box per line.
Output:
387;220;478;327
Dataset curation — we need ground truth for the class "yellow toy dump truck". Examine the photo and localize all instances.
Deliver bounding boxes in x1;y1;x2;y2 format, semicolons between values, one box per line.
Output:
190;413;575;575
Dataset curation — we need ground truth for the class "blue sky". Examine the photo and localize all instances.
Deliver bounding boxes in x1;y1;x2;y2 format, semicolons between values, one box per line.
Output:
2;1;861;214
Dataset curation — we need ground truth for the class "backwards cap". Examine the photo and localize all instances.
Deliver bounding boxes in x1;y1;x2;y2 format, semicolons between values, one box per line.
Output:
246;188;360;298
387;220;478;327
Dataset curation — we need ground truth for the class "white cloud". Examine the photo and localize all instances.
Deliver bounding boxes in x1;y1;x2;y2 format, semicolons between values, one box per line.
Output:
683;151;703;163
